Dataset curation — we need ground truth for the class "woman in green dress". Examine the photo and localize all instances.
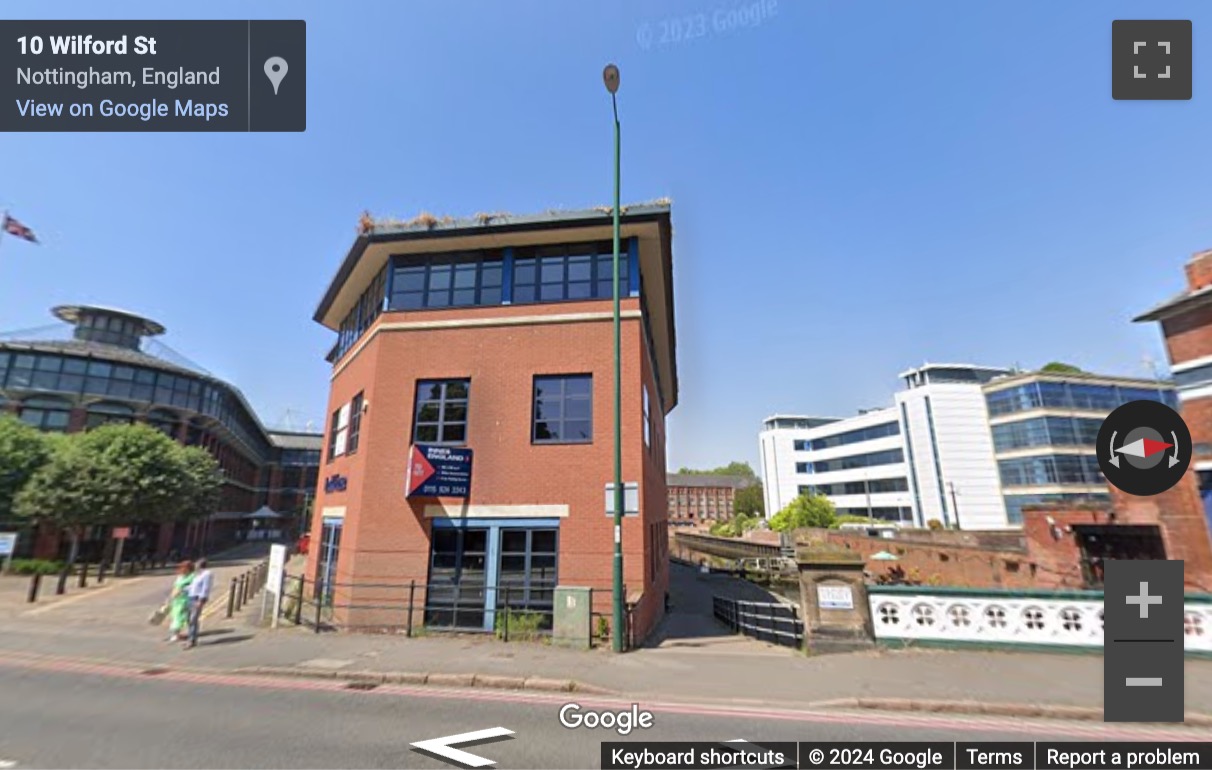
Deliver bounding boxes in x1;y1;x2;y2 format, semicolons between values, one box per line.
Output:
167;560;194;642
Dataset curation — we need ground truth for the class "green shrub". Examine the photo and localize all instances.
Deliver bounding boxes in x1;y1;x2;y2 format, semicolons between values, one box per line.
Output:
494;609;545;641
6;559;65;575
595;615;610;639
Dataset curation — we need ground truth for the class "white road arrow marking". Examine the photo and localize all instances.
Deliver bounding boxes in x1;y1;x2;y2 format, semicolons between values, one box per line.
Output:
411;727;513;768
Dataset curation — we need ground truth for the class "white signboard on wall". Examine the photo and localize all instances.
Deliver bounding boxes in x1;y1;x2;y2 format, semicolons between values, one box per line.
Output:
817;584;854;610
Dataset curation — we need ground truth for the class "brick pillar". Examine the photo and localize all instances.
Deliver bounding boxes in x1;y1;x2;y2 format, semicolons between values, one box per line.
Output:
1109;480;1212;591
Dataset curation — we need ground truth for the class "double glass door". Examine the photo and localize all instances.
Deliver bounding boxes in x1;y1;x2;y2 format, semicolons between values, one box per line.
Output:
425;523;558;630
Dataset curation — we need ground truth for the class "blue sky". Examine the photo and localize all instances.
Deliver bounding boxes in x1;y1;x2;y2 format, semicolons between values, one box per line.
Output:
2;1;1211;471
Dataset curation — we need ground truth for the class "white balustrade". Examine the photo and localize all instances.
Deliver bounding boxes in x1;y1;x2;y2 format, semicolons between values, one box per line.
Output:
867;590;1212;653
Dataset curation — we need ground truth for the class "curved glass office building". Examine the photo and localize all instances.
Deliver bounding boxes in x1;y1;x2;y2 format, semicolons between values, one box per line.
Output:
0;305;321;560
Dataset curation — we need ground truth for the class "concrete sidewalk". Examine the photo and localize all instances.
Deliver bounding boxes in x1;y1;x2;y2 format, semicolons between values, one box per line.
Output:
3;558;1210;721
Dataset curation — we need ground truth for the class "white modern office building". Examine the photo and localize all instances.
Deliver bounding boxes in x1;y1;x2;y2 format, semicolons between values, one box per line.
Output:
760;364;1010;529
759;363;1176;530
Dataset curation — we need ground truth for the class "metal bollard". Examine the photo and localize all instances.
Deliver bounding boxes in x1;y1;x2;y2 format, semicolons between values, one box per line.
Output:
406;580;415;637
236;574;246;611
314;587;322;633
27;573;41;603
97;561;107;584
227;578;237;618
293;578;304;626
502;586;510;642
77;562;88;589
56;567;69;595
244;570;253;602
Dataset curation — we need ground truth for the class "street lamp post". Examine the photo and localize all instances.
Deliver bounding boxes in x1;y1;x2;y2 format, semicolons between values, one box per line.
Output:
603;63;625;653
949;482;962;530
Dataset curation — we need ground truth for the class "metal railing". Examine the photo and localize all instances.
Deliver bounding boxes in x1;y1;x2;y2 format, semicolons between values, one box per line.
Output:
276;574;636;649
712;595;803;649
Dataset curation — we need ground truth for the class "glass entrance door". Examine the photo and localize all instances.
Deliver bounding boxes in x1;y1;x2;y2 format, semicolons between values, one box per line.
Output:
425;527;488;628
497;528;558;629
317;517;343;603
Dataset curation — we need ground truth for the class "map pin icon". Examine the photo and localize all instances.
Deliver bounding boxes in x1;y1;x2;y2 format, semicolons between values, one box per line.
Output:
264;57;288;95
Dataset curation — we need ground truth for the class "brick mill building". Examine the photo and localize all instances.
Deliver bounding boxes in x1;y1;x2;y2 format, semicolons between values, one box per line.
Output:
306;205;677;641
666;474;751;525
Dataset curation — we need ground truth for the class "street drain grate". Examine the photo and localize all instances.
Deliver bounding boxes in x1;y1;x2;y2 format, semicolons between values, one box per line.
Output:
140;668;170;676
344;681;380;691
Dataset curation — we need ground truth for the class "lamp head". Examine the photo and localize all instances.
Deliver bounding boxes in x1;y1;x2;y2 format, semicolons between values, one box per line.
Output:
603;64;620;94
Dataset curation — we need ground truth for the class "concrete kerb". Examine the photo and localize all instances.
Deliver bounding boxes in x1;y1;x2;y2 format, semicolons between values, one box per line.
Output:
224;666;1212;724
832;697;1212;727
232;666;613;694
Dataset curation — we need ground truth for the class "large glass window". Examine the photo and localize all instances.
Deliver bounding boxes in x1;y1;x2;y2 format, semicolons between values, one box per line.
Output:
999;455;1104;487
18;396;71;431
317;518;343;604
327;403;350;462
497;528;558;628
813;477;910;495
85;402;135;429
390;253;503;311
147;409;179;436
810;421;899;451
992;416;1102;451
426;527;488;628
347;392;364;454
807;448;904;473
533;375;592;444
414;379;470;445
512;242;628;304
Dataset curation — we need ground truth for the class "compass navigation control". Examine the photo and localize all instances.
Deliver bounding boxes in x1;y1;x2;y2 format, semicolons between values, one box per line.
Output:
1096;400;1192;496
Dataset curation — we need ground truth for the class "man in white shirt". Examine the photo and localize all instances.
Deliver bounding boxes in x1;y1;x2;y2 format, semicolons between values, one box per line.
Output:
185;558;213;649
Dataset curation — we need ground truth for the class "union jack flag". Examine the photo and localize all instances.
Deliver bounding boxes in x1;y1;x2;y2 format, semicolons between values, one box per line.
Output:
3;214;37;243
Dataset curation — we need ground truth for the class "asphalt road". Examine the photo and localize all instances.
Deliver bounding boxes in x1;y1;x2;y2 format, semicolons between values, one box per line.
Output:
0;663;1201;769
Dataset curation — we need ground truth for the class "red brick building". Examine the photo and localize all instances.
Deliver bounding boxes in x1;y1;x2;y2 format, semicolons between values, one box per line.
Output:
667;474;751;525
1132;248;1212;587
0;305;321;561
305;205;677;641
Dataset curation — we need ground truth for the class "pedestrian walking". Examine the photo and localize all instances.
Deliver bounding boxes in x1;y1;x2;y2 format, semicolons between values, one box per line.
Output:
166;561;194;642
184;557;213;649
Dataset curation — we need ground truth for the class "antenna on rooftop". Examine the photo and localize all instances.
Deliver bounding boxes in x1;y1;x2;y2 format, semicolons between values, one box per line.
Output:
1142;353;1164;381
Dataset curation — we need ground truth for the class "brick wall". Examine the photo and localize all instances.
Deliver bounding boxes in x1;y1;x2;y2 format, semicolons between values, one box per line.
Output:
308;298;667;637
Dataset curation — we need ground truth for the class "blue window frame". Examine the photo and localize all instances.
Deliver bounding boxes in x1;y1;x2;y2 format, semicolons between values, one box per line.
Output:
512;241;629;304
389;252;504;311
429;518;560;632
533;375;592;444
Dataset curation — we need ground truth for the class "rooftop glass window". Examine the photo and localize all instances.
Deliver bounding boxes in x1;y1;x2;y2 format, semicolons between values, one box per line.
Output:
512;241;626;304
390;252;503;311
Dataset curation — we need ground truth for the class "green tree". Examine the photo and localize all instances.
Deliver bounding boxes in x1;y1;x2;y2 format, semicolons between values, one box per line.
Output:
733;482;765;517
0;416;55;518
13;424;221;564
174;445;223;522
676;461;756;480
1040;361;1083;374
769;493;837;532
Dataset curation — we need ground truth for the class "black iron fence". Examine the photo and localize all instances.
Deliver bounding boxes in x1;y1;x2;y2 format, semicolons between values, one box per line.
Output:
277;574;641;649
712;595;803;649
